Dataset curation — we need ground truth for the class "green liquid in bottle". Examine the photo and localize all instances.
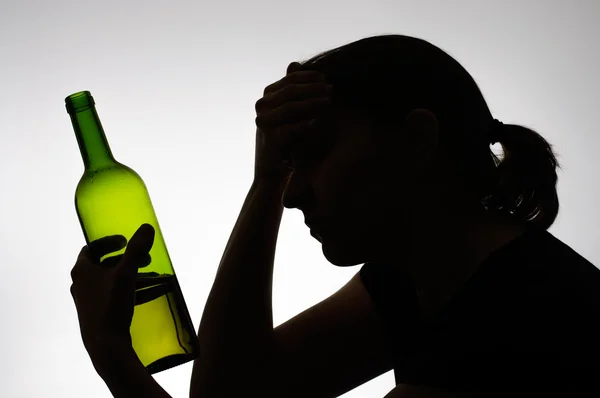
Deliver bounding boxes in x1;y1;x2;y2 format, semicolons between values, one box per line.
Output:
66;91;200;374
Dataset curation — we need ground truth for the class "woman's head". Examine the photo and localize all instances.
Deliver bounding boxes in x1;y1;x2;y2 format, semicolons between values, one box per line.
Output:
281;34;561;266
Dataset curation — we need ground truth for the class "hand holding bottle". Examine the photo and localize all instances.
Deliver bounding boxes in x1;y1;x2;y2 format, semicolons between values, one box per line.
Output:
253;62;332;190
70;224;155;364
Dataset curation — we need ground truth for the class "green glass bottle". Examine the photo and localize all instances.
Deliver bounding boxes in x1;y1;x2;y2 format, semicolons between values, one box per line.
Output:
66;91;200;374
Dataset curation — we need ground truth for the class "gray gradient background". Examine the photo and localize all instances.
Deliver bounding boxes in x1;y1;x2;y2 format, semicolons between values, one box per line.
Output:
1;0;599;397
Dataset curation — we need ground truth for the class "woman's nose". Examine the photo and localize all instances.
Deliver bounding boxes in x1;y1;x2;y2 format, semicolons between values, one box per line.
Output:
282;171;313;209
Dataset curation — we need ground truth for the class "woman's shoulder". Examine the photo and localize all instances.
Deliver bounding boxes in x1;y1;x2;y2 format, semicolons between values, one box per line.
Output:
511;228;600;289
473;227;600;335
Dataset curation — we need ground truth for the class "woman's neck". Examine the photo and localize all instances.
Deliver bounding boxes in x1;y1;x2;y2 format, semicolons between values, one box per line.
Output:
392;207;527;322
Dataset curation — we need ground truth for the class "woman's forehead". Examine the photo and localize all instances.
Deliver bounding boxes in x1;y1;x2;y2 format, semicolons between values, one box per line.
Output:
295;111;373;157
306;110;355;146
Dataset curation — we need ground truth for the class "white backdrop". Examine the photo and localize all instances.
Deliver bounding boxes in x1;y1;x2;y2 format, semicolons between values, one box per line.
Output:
1;1;599;397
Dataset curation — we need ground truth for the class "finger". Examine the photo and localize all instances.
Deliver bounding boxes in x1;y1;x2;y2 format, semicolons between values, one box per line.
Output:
257;97;331;129
256;82;332;113
286;62;302;75
263;70;327;96
101;254;123;268
270;118;319;150
110;253;152;268
103;253;151;268
72;245;96;280
140;253;152;268
88;235;128;261
120;224;155;275
76;245;92;264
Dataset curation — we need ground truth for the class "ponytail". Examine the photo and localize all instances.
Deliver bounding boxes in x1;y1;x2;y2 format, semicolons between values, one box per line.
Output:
482;123;562;230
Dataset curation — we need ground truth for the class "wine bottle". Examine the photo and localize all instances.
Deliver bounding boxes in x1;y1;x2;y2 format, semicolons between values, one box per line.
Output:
65;91;200;374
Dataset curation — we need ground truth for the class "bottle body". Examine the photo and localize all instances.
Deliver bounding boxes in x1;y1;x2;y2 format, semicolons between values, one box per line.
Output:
68;91;199;374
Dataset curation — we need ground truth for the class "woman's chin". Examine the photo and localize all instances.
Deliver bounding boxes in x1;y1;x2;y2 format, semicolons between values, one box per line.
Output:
321;237;366;267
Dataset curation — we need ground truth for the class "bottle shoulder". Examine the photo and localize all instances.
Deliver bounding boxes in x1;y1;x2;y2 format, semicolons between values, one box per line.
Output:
76;162;147;193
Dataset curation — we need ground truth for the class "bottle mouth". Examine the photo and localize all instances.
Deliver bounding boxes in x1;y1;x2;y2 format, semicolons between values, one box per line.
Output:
65;91;95;114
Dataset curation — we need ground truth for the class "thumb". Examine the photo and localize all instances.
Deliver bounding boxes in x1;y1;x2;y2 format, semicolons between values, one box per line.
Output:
121;223;155;273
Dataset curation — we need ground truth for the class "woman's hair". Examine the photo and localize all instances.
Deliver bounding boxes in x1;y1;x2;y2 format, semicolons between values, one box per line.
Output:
298;34;562;230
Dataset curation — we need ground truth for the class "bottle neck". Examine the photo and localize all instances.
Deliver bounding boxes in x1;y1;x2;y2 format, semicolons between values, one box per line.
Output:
66;91;117;170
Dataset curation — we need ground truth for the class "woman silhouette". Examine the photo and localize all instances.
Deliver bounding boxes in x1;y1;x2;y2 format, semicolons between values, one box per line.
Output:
70;35;600;398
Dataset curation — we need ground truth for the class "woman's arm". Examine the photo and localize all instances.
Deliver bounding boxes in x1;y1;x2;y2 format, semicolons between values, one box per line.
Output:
91;339;171;398
190;181;284;396
384;384;475;398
